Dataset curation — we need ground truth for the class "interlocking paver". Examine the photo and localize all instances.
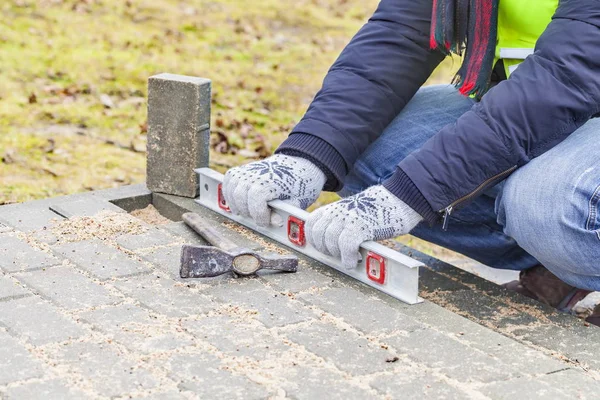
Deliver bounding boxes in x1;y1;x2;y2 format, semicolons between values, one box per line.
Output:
0;206;62;232
383;328;518;383
15;266;120;310
481;369;598;399
49;197;125;218
116;228;178;251
112;274;216;317
54;239;151;280
0;330;44;385
48;341;158;397
4;379;90;400
182;315;290;358
164;353;270;399
0;275;30;300
206;278;314;327
283;322;397;375
0;296;85;345
370;371;471;399
79;303;193;353
279;366;374;399
261;262;342;294
138;245;182;279
297;286;424;335
0;234;59;272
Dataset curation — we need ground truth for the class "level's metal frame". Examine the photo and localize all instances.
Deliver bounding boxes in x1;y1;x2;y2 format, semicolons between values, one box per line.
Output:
195;168;423;305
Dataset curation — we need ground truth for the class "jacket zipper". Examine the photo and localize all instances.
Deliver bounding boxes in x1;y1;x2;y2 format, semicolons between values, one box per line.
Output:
440;165;518;231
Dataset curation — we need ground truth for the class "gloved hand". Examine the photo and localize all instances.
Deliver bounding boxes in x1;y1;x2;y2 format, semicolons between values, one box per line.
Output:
306;185;423;269
223;154;326;226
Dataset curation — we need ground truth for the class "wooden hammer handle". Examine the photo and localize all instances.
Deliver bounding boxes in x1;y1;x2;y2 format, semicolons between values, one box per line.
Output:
182;212;239;252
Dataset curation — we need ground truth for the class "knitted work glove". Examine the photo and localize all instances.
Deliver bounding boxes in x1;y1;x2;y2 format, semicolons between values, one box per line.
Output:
306;185;423;269
223;154;326;227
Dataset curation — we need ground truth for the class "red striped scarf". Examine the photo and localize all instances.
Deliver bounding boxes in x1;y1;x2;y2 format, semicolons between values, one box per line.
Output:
430;0;499;99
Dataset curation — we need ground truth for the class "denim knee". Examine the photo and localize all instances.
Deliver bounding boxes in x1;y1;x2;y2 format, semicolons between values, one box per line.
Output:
496;160;600;289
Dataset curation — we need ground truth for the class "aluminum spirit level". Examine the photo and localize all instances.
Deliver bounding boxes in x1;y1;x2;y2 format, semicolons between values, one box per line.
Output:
195;168;423;305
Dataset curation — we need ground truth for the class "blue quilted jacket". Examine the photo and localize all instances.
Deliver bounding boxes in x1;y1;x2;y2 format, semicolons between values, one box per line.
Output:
276;0;600;224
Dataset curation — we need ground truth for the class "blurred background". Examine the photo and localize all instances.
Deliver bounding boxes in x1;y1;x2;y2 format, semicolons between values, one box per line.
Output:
1;0;462;260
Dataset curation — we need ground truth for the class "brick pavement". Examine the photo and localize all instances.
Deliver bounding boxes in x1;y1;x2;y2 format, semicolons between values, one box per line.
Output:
0;186;598;399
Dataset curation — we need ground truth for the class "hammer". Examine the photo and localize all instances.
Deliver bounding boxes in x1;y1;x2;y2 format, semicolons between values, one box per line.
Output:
179;212;298;278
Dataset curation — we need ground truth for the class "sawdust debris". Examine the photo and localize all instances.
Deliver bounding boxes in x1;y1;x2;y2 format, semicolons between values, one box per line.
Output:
130;205;171;225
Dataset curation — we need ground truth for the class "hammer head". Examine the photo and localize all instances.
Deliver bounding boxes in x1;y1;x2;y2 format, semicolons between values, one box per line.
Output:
180;245;298;278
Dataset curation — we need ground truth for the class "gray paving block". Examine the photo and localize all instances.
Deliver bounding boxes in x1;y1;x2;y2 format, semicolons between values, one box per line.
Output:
147;73;211;198
481;369;598;399
0;330;44;385
164;353;270;399
283;322;397;375
0;296;85;345
0;275;30;300
383;328;519;383
206;278;314;328
116;228;179;251
370;371;471;399
162;221;209;245
182;315;290;358
140;389;187;400
49;197;125;218
112;274;216;317
139;245;182;279
0;234;60;272
49;341;157;397
261;262;342;294
0;206;63;232
4;379;90;400
15;266;119;310
296;286;425;335
79;304;193;353
280;366;374;400
55;239;151;280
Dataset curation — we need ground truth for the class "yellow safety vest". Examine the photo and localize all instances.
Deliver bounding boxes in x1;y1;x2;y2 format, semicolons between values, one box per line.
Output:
495;0;558;77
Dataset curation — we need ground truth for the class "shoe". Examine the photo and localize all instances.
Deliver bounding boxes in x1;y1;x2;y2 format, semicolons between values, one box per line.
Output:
503;265;591;312
585;304;600;327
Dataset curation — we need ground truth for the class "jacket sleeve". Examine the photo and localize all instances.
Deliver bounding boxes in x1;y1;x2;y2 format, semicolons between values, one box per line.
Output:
276;0;445;191
386;0;600;223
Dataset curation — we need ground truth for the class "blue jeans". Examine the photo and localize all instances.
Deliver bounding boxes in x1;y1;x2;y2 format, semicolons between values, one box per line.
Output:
340;85;600;291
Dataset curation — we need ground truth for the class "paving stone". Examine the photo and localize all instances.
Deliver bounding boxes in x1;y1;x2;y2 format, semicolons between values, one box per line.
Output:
139;389;187;399
55;239;151;280
481;369;598;399
112;274;216;317
297;286;425;335
162;221;209;245
15;266;119;310
49;341;157;397
116;228;179;252
383;328;518;383
49;197;125;218
0;296;85;345
370;371;471;399
0;275;30;300
79;304;193;353
163;352;269;399
4;379;90;400
0;234;59;272
261;262;342;294
0;330;44;384
147;73;211;198
280;367;374;399
0;206;63;232
283;322;397;375
182;315;290;358
139;245;182;279
206;278;314;327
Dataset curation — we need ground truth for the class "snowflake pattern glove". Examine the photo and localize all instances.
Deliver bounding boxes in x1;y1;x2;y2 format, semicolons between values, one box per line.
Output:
223;154;326;227
306;185;423;269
